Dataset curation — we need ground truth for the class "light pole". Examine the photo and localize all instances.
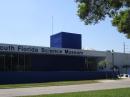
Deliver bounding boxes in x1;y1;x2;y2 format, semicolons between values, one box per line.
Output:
112;49;114;70
112;50;115;78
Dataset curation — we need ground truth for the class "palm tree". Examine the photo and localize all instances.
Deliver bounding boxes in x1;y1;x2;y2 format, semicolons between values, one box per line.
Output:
98;59;110;71
98;59;110;79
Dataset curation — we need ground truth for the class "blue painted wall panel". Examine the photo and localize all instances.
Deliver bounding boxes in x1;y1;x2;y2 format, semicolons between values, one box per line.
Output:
50;33;62;48
50;32;81;49
0;71;117;84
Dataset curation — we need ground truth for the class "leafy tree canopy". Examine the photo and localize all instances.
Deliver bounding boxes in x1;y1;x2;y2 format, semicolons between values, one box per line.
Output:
98;59;110;69
76;0;130;38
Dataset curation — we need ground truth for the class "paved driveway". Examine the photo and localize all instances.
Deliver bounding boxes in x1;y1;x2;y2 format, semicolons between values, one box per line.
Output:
0;79;130;97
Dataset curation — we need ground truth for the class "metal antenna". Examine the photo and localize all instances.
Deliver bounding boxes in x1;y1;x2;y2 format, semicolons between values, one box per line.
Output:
52;16;54;35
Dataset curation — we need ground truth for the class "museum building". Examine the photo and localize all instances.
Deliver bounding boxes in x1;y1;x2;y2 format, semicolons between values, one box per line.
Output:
0;32;130;83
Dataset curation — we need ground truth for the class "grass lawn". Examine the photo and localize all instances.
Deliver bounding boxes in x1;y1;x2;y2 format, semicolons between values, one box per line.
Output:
22;88;130;97
0;80;97;89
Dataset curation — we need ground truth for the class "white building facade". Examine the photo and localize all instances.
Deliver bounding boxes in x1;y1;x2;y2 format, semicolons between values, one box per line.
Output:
0;43;130;74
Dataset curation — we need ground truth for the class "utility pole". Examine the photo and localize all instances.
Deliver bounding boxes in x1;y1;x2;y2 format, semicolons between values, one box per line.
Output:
112;49;114;67
123;42;126;53
123;42;128;74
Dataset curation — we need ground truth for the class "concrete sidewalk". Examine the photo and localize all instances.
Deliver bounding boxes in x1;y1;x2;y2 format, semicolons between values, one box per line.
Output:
0;79;130;97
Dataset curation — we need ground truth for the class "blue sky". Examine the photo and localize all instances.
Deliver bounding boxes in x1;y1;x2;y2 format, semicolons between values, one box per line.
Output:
0;0;130;52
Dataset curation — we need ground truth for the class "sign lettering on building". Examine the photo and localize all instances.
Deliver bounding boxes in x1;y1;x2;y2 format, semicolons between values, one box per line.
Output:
0;44;86;56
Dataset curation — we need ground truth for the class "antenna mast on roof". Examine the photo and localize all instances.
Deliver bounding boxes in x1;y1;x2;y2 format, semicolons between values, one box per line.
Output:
52;16;54;35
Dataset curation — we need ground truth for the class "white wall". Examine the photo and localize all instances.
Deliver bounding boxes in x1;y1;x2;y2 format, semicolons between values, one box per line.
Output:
86;50;130;73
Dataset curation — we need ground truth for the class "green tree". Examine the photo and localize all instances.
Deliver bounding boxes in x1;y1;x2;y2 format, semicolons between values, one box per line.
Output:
98;59;110;70
76;0;130;38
